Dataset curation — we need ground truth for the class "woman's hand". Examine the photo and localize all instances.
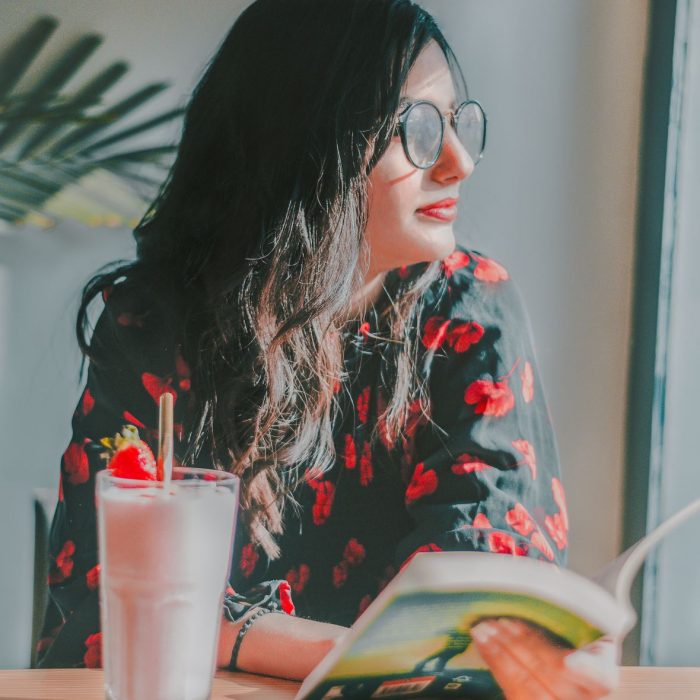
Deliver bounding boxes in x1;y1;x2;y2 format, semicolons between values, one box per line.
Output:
471;617;620;699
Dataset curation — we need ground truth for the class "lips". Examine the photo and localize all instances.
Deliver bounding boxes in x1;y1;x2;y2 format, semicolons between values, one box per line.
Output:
416;197;458;221
417;198;458;211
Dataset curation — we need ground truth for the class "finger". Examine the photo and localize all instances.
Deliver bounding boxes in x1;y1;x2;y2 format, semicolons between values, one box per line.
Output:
485;619;610;700
472;620;557;700
564;646;620;695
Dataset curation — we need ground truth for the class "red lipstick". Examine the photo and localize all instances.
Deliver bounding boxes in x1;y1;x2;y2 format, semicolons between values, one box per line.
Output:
416;198;458;222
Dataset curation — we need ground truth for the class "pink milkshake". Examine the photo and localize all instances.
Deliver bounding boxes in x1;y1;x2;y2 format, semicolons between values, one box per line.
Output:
96;467;239;700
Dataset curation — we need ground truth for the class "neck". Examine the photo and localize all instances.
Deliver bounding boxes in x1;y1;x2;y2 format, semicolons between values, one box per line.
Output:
343;270;388;323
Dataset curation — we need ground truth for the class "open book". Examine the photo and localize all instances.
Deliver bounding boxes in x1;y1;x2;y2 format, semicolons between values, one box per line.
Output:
295;498;700;699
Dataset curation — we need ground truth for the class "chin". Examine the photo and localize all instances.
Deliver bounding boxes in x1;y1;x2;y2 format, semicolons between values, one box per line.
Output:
417;227;456;263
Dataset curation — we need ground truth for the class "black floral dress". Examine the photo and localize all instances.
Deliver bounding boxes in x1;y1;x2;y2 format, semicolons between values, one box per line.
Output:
36;244;569;668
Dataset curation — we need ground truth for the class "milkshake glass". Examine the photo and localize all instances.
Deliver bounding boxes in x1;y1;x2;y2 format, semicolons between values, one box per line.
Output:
96;466;239;700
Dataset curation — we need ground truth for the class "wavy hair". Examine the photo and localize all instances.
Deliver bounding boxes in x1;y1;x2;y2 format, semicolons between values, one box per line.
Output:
77;0;468;558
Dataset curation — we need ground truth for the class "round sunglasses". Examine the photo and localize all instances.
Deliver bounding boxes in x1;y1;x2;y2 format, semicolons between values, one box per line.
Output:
393;98;487;169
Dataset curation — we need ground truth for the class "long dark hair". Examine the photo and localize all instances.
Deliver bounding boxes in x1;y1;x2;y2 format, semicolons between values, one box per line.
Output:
77;0;468;558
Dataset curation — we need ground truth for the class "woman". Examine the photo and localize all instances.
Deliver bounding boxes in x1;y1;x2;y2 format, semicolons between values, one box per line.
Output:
38;0;619;696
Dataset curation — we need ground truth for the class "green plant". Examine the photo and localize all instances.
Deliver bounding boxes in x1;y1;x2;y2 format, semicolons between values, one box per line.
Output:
0;16;184;228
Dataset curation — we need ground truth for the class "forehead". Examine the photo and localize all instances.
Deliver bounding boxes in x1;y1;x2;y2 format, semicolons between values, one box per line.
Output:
401;41;458;110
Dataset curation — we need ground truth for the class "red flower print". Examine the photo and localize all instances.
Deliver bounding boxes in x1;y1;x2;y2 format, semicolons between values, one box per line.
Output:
446;321;485;353
286;564;311;594
49;540;75;584
357;386;370;424
343;434;356;469
405;463;438;505
63;440;90;485
359;321;371;339
81;388;95;416
488;531;528;556
226;585;235;596
397;265;409;279
83;632;102;668
473;254;509;283
422;316;451;350
175;349;191;391
400;543;442;570
277;580;295;615
530;531;555;561
36;624;64;657
101;286;113;302
552;477;569;530
141;373;177;406
35;638;50;655
343;538;366;566
473;513;492;528
520;361;534;403
359;442;373;486
239;543;259;577
464;378;515;417
332;561;349;588
442;250;471;278
505;503;536;537
451;454;492;475
333;377;342;394
544;512;567;550
358;594;374;617
512;439;537;480
86;564;100;591
116;312;145;328
58;474;64;502
307;478;335;525
123;411;146;428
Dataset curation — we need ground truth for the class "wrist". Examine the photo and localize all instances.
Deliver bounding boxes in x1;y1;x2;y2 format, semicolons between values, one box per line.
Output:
234;612;347;680
217;615;242;669
229;606;283;671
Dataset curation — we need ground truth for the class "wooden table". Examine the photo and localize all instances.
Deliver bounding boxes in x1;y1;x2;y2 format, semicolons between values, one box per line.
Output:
0;667;699;698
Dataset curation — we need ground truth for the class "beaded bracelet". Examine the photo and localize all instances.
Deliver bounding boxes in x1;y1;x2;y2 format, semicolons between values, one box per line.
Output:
228;606;283;671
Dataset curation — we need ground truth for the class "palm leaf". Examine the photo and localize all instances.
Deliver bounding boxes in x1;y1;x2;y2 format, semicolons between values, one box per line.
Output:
17;62;129;159
0;16;57;98
0;15;183;227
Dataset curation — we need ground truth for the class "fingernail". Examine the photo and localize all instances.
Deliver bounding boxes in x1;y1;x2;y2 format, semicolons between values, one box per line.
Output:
497;618;521;634
472;621;497;642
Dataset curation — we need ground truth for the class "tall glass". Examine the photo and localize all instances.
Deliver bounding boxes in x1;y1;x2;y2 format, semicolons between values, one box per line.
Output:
96;467;239;700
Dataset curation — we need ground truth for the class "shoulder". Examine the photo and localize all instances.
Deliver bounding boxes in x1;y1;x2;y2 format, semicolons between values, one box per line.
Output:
420;243;527;331
89;277;183;381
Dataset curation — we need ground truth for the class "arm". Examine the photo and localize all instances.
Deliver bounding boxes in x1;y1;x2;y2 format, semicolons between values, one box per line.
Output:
217;612;347;680
398;251;618;699
395;251;568;570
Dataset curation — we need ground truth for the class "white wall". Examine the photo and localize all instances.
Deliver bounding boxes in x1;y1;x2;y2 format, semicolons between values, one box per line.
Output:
0;222;134;669
0;0;649;668
423;0;648;577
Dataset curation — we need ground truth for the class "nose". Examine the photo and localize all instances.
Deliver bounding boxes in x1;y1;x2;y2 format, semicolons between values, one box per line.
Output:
430;124;474;183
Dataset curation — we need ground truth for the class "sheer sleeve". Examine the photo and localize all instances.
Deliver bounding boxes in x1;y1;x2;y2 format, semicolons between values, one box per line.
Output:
394;249;568;571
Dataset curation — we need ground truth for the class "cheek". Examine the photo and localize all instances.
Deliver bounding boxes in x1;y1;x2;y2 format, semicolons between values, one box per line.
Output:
365;147;454;268
367;147;421;234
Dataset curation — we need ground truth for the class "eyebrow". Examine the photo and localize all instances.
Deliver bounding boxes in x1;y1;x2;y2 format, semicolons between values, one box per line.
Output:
399;95;461;110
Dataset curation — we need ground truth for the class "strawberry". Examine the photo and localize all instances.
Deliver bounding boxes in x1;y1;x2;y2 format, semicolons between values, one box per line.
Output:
100;425;157;480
